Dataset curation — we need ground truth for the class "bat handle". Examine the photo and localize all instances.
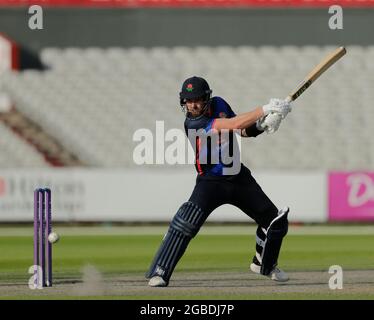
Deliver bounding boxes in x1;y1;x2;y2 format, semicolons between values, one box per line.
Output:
285;96;293;103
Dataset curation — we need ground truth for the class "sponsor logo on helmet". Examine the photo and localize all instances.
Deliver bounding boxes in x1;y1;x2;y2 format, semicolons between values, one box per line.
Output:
186;84;193;92
219;112;227;118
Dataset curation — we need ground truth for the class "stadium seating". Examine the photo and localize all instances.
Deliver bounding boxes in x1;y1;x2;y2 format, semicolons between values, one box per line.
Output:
1;45;373;170
0;122;48;167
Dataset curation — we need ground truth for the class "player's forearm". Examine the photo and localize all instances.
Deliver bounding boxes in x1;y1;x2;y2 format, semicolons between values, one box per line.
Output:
214;107;264;131
232;107;264;129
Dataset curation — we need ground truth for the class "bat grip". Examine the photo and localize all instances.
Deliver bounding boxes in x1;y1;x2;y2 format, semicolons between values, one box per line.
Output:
285;96;293;103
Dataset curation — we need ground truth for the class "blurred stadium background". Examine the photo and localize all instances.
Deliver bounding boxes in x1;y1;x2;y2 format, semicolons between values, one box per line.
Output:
0;0;374;299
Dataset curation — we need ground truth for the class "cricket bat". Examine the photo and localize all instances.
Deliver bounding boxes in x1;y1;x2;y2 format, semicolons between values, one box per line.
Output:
261;46;346;131
285;46;347;103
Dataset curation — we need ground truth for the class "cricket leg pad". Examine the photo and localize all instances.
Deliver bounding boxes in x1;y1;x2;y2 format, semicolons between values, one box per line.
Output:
260;206;289;276
146;202;205;282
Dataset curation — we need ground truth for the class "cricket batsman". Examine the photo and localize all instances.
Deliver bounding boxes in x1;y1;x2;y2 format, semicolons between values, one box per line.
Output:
146;76;291;287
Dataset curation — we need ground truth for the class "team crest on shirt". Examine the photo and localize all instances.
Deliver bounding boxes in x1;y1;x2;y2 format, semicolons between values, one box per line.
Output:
219;112;227;118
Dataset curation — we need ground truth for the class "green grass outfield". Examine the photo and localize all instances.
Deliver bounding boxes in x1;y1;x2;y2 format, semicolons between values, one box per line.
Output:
0;225;374;299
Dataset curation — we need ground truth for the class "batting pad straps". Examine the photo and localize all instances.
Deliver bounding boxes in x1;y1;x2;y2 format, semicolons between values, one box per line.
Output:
256;226;267;248
256;235;265;248
170;202;205;238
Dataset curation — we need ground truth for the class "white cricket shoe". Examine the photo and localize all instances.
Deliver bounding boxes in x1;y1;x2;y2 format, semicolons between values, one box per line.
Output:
148;276;168;287
269;267;289;282
250;257;289;282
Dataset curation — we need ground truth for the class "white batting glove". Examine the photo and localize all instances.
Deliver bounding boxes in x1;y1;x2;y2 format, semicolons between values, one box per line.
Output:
262;98;292;119
261;112;283;134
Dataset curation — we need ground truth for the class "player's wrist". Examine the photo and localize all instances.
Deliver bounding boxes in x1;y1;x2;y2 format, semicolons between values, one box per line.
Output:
257;106;266;117
256;118;265;131
262;104;270;116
